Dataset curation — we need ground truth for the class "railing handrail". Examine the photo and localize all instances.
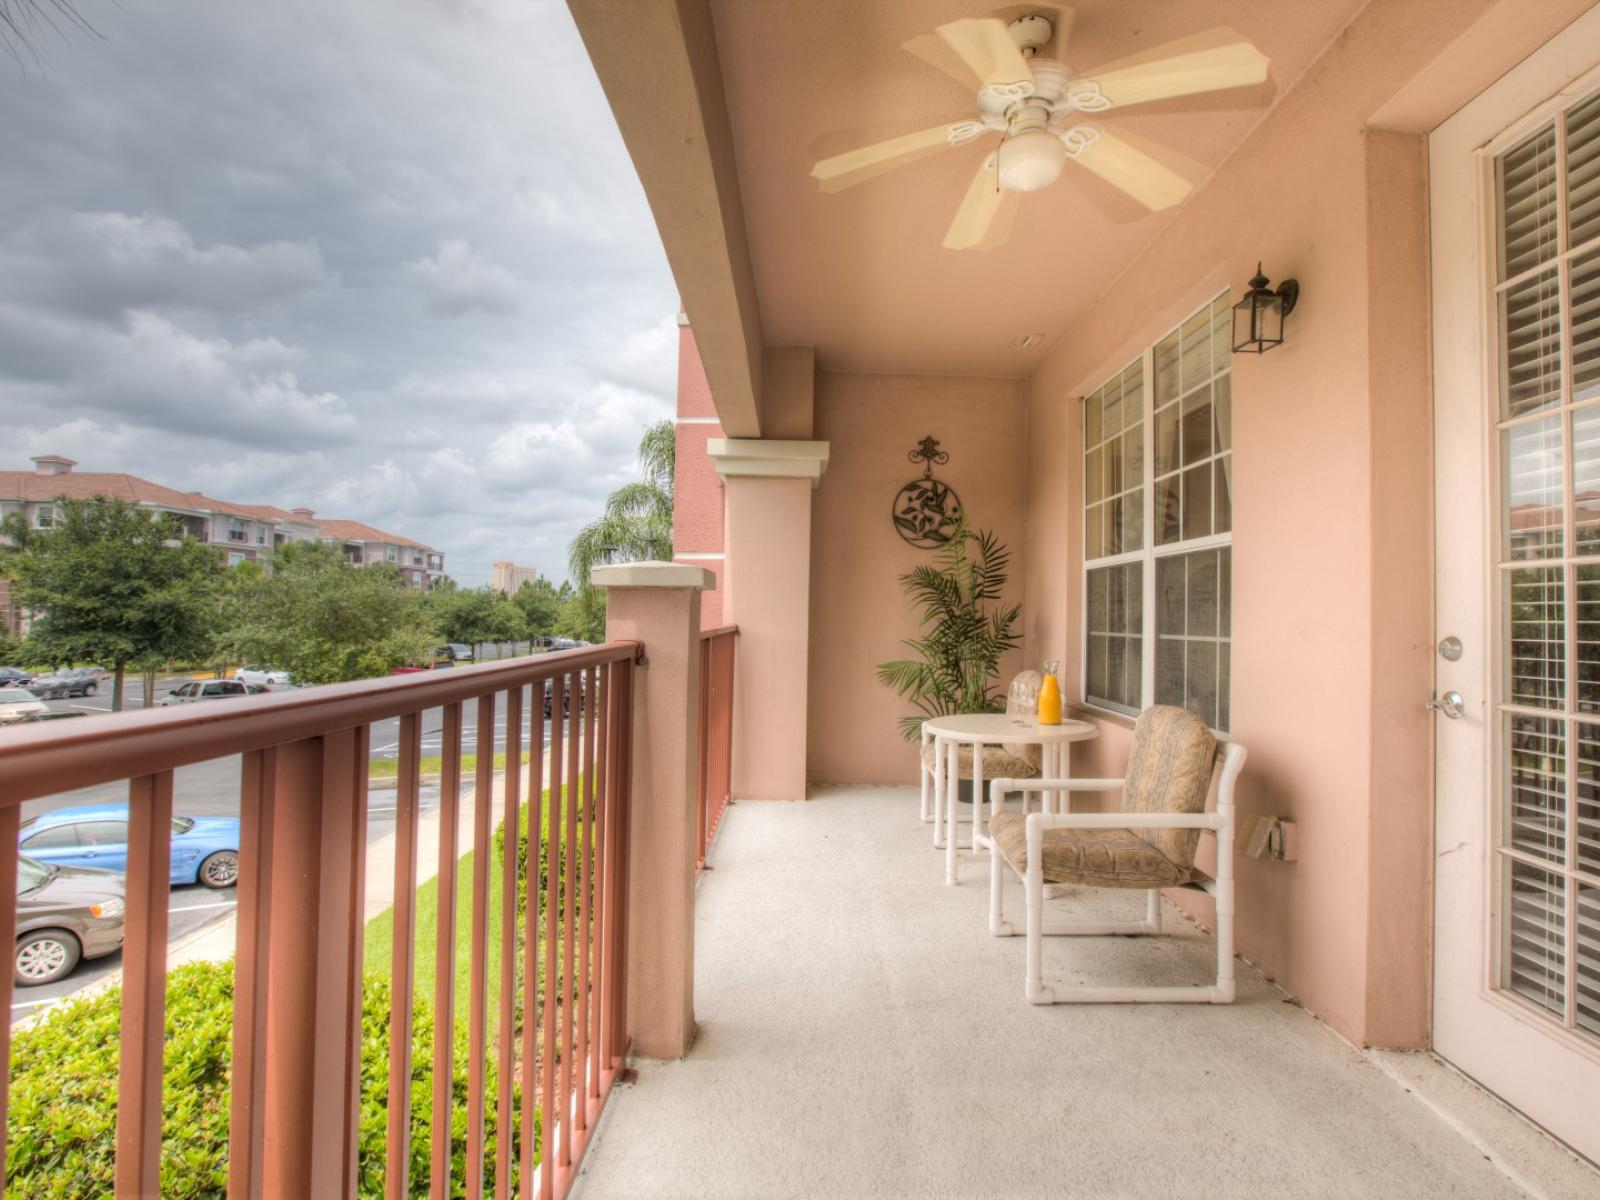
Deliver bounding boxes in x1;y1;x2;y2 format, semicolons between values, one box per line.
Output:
698;624;738;641
0;641;640;805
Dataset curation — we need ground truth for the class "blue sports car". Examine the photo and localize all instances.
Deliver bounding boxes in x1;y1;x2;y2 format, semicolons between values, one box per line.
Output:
18;803;241;889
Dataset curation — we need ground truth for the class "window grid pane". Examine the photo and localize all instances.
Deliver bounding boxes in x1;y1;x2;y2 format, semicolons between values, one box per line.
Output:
1489;99;1600;1045
1084;293;1230;731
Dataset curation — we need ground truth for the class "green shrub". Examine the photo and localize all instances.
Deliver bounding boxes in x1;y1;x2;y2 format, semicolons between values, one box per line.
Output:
6;962;539;1199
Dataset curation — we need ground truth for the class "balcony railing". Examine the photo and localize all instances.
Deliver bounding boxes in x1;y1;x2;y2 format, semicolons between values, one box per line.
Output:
0;643;639;1199
696;626;737;872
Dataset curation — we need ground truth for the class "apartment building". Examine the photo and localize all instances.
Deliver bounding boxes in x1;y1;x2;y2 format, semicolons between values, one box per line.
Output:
0;455;444;587
489;561;539;594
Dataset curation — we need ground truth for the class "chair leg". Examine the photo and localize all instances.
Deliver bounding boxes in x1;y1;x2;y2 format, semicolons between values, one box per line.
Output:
1024;851;1052;1004
920;760;930;823
989;839;1016;936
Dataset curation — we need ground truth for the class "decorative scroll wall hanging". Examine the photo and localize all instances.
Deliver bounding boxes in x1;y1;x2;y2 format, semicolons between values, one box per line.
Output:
892;436;963;549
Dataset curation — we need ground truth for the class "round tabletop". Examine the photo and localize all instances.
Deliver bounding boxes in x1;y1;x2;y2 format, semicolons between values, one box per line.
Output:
922;713;1098;744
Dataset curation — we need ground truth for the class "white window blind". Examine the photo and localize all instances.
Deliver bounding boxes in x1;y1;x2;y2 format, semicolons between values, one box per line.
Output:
1491;88;1600;1043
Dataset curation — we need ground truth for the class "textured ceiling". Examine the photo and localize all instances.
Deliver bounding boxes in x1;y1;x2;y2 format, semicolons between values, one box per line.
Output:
709;0;1367;376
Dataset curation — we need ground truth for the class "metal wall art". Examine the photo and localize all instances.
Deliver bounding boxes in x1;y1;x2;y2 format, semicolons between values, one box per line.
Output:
892;436;963;548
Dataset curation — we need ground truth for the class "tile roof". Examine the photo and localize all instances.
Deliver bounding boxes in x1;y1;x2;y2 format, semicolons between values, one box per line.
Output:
0;468;436;553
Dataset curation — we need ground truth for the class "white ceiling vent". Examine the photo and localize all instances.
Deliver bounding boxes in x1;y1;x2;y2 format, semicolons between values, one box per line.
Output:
1010;333;1044;349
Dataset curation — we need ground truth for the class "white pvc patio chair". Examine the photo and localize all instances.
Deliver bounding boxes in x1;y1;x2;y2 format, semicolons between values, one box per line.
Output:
986;704;1247;1005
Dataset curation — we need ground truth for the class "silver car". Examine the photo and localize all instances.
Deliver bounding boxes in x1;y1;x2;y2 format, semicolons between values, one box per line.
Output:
158;679;253;705
14;854;125;986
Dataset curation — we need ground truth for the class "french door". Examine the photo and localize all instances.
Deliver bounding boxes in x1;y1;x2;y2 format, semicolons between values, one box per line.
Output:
1432;7;1600;1164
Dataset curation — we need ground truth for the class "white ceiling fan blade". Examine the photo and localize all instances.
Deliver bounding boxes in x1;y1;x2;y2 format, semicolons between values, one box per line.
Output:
907;18;1034;91
943;155;1019;251
1069;129;1192;211
812;122;975;193
1083;27;1268;108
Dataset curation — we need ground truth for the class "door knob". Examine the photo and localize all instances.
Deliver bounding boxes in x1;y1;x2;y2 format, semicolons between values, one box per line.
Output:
1427;690;1465;719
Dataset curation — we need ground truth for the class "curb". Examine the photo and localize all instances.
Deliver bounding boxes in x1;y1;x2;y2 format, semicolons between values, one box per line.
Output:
368;772;443;791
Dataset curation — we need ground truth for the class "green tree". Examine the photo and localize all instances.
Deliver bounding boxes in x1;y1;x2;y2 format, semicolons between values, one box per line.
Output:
0;499;224;710
510;577;562;642
428;586;500;658
567;419;674;586
216;542;437;684
554;584;606;645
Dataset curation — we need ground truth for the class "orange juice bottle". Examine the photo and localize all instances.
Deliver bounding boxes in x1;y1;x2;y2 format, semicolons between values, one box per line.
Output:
1038;661;1062;725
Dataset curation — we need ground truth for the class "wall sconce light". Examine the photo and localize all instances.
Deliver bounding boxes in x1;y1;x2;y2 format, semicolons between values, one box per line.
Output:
1231;263;1300;354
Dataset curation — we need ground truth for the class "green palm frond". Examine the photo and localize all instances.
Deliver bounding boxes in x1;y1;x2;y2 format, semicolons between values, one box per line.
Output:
875;521;1020;741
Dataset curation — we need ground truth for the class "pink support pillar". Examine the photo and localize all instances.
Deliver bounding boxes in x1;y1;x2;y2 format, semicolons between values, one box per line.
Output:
591;561;712;1059
708;439;828;801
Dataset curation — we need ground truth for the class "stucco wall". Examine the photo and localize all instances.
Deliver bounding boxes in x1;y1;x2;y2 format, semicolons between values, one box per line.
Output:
809;371;1028;785
1017;0;1472;1049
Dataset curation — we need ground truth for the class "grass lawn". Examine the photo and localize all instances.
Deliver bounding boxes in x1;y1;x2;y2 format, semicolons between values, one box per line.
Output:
368;751;508;780
364;784;579;1013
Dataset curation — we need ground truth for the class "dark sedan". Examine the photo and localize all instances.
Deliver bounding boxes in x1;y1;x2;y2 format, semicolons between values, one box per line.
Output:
28;669;100;700
0;667;34;688
14;855;125;986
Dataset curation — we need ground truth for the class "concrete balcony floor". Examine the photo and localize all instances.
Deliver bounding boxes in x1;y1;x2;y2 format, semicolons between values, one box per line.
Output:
575;787;1600;1200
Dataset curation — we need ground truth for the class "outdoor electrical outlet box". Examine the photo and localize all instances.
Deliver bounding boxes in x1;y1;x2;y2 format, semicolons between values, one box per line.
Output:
1238;813;1297;862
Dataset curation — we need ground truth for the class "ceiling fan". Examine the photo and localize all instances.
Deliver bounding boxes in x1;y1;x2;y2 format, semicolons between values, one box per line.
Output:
811;9;1270;250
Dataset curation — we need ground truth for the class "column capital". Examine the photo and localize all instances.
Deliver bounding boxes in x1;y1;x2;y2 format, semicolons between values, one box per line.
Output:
706;438;830;486
591;561;716;591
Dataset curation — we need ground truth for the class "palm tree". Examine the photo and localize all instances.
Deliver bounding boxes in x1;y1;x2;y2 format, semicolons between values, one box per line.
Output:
568;419;675;587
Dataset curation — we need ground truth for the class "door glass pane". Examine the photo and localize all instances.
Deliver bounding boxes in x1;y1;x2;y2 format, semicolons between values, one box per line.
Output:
1498;122;1558;281
1155;477;1180;545
1504;858;1567;1020
1503;416;1564;560
1086;502;1104;560
1103;378;1124;437
1578;565;1600;713
1086;445;1104;506
1574;722;1600;878
1181;386;1212;466
1506;714;1566;863
1575;404;1600;552
1578;885;1600;1037
1500;269;1563;419
1571;248;1600;402
1507;567;1566;709
1122;420;1145;492
1086;562;1141;714
1154;548;1230;731
1566;91;1600;249
1213;374;1232;453
1085;389;1102;448
1214;460;1232;534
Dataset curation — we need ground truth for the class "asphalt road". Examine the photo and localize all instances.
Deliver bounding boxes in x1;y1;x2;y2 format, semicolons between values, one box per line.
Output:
12;665;560;1022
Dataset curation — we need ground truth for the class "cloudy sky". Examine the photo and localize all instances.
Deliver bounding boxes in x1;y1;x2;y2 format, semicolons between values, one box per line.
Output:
0;0;679;585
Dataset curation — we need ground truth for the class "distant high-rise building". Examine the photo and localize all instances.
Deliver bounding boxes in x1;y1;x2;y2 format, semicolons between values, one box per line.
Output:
491;562;539;594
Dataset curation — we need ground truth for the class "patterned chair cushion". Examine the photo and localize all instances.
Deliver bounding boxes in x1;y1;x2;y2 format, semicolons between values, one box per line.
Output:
989;811;1191;888
919;741;1040;780
1121;705;1218;875
989;705;1218;888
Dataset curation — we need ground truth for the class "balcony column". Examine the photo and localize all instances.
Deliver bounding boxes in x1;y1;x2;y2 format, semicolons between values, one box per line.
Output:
708;438;829;802
593;561;713;1059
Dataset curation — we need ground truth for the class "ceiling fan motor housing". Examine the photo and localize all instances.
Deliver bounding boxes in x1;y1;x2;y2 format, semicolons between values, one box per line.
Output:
1006;14;1054;57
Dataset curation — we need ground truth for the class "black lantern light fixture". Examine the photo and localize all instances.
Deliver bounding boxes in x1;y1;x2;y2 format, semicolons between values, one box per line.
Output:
1231;263;1299;354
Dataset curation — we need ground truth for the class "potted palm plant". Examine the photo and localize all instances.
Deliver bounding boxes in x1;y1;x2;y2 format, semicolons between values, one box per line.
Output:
876;523;1020;802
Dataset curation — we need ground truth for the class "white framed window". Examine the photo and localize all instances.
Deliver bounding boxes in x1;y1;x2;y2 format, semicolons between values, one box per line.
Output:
34;505;54;530
1486;87;1600;1043
1083;292;1233;731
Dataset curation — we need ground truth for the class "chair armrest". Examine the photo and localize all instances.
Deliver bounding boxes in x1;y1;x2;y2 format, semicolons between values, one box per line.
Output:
988;778;1125;806
1025;811;1224;835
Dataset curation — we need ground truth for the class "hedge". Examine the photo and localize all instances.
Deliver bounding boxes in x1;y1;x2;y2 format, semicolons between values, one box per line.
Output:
6;961;539;1199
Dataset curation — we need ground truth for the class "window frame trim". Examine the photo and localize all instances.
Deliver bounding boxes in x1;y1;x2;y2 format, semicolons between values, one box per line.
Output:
1079;291;1234;730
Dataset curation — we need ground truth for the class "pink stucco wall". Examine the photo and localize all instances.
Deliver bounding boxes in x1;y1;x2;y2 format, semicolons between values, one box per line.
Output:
1021;1;1453;1049
809;371;1028;785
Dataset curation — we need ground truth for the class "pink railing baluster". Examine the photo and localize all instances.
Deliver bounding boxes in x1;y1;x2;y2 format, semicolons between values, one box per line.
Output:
497;685;522;1200
541;677;565;1200
116;770;174;1199
560;672;580;1176
431;702;464;1199
0;806;20;1173
589;665;608;1105
386;711;424;1200
576;665;595;1132
521;680;547;1200
467;693;497;1200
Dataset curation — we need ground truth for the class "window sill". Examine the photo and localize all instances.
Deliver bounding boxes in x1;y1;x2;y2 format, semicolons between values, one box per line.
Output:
1070;703;1136;731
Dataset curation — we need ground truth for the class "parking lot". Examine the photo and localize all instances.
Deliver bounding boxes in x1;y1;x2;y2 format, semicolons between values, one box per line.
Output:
9;669;563;1023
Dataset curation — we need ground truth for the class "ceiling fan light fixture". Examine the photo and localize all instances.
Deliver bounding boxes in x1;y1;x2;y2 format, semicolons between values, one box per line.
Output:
997;128;1066;192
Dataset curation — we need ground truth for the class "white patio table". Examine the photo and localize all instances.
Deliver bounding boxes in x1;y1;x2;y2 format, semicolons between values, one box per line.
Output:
922;713;1098;886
